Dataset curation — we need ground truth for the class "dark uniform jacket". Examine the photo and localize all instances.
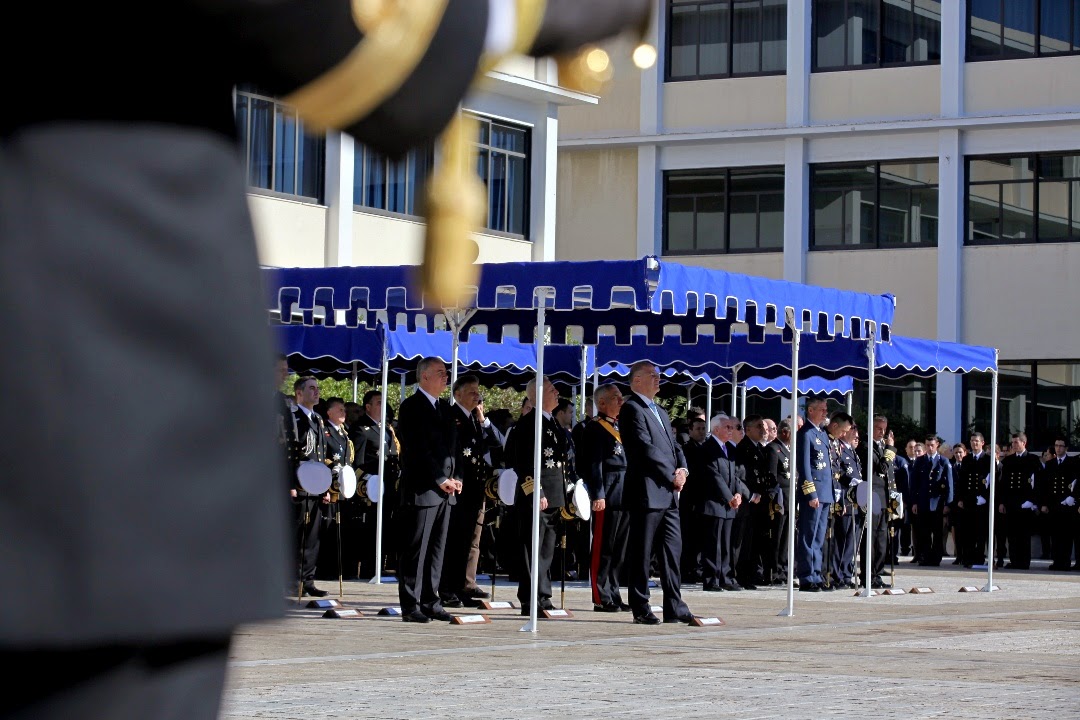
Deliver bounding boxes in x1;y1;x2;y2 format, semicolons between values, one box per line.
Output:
350;413;400;485
580;417;628;509
766;437;792;506
452;403;495;506
619;394;687;510
397;391;459;508
324;420;354;500
736;436;775;500
997;452;1041;510
697;437;749;518
868;439;896;510
797;423;836;505
1038;455;1078;508
836;441;864;510
911;453;954;508
957;452;993;506
294;407;329;494
510;409;568;508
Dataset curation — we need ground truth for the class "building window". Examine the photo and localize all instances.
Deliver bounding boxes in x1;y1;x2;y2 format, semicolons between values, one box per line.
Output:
352;143;433;217
811;160;938;248
235;86;325;202
812;0;942;71
968;0;1080;60
667;0;788;81
966;153;1080;244
471;115;529;237
663;167;785;254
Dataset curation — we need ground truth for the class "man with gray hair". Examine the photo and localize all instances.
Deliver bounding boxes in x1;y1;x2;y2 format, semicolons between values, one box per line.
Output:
697;413;747;591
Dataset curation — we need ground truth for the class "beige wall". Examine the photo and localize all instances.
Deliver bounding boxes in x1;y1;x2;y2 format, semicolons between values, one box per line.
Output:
249;195;327;268
963;244;1080;360
558;37;642;136
966;57;1080;115
807;248;937;338
352;211;531;266
556;148;639;260
664;76;786;131
811;66;940;123
493;54;538;82
663;253;784;280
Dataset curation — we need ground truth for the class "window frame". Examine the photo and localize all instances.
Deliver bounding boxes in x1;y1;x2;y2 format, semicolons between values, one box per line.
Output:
351;143;434;220
662;166;786;255
811;0;943;73
468;113;531;240
966;0;1080;62
965;151;1080;246
665;0;789;82
235;86;325;204
809;159;940;250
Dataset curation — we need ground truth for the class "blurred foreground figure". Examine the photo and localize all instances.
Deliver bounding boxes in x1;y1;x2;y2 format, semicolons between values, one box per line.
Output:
0;1;651;718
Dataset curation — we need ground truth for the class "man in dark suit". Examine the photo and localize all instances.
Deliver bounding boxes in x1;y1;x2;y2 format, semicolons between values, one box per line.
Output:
510;376;567;615
697;414;748;592
347;389;401;579
679;415;709;584
396;357;460;623
830;425;863;589
910;435;954;567
1039;437;1078;570
581;383;630;612
995;432;1041;569
734;414;773;590
796;401;848;592
766;419;793;583
618;362;695;625
441;374;495;607
292;376;331;597
866;416;897;587
315;397;356;582
956;432;992;567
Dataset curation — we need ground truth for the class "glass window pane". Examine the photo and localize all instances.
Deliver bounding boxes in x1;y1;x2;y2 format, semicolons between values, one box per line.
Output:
1038;180;1070;240
913;1;942;61
732;0;761;74
274;107;297;194
699;3;730;75
967;184;1001;241
813;188;846;245
491;124;526;153
881;0;913;63
879;188;911;244
507;154;527;235
247;98;273;190
814;0;847;68
761;0;788;71
387;156;407;213
670;5;700;77
969;156;1031;183
1000;181;1035;240
1075;0;1080;49
813;164;876;189
851;189;875;244
477;120;489;146
298;130;323;200
477;148;489;226
880;160;938;188
1073;180;1080;237
911;185;938;244
969;0;1003;57
666;197;696;251
668;174;726;195
728;193;758;249
1037;154;1080;179
758;192;784;248
696;195;726;250
490;151;508;232
365;152;385;209
406;147;433;215
1040;0;1074;53
849;0;880;65
352;144;366;205
1003;0;1037;56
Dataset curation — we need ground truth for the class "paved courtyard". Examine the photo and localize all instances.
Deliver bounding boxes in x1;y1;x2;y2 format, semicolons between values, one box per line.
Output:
222;563;1080;719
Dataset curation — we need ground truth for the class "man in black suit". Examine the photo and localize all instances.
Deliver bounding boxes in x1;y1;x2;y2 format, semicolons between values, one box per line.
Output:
697;414;748;592
957;432;992;567
291;376;331;597
441;374;494;607
347;389;401;579
580;383;630;612
866;416;897;587
766;419;793;584
396;357;460;623
315;397;355;581
1039;437;1079;570
680;415;709;584
618;362;694;625
734;414;772;590
910;435;954;567
997;432;1042;569
510;376;567;615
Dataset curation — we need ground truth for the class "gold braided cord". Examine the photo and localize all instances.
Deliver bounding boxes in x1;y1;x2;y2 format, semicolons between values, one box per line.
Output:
285;0;449;132
511;0;548;55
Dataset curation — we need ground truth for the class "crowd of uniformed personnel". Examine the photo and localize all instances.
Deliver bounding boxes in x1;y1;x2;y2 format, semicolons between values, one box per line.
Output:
277;355;1080;619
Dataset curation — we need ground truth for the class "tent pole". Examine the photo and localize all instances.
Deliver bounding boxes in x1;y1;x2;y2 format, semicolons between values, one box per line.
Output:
859;337;876;598
705;378;713;424
846;389;853;416
739;383;747;419
983;354;999;593
580;344;588;422
351;361;358;403
450;323;460;391
592;361;599;402
731;363;740;417
780;323;800;618
400;373;406;404
522;293;546;633
370;328;389;585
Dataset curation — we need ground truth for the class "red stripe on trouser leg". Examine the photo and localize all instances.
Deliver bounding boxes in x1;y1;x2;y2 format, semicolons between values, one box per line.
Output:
590;508;605;606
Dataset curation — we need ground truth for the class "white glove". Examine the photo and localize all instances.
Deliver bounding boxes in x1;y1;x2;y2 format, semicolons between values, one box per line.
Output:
1063;496;1076;507
976;495;987;506
833;489;842;503
1020;500;1035;511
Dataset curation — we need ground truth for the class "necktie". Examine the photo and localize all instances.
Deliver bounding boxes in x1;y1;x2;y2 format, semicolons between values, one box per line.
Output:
647;401;663;426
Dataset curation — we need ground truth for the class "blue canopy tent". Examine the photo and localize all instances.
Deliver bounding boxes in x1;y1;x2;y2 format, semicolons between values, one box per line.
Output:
264;256;896;626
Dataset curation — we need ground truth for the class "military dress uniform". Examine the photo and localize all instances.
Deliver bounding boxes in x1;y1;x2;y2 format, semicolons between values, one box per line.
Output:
830;441;863;587
796;422;837;589
314;419;355;581
956;450;992;567
1038;455;1079;570
292;407;330;591
348;413;401;579
867;439;896;585
510;409;568;613
766;437;792;581
911;452;953;566
581;415;630;610
997;451;1042;569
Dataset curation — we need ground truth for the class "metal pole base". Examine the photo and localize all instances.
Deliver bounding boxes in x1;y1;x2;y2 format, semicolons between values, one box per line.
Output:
855;589;875;598
519;620;538;633
979;584;1000;593
777;608;794;617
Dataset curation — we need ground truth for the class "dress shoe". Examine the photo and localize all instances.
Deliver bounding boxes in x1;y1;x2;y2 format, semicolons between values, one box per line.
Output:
633;612;661;625
424;609;454;622
870;579;891;589
995;559;1004;568
461;587;490;599
663;614;695;624
703;583;724;592
593;602;620;613
440;597;464;608
799;583;820;592
618;603;632;612
302;584;328;597
769;577;786;586
741;583;760;591
721;583;742;591
951;558;961;565
820;583;836;592
539;599;555;611
401;610;431;623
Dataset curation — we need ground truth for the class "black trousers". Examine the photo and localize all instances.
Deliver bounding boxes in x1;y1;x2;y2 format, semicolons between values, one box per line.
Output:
830;508;856;583
731;503;755;585
442;495;485;597
516;505;558;609
699;514;734;587
915;505;945;565
869;509;889;580
293;496;323;586
679;501;702;580
628;503;689;620
1049;507;1076;568
590;507;630;606
756;501;782;583
4;637;232;720
397;500;452;614
1002;506;1034;568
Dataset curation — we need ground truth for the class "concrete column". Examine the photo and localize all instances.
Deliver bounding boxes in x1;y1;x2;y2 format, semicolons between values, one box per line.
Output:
936;128;964;442
940;0;967;118
531;103;559;261
785;0;811;127
323;130;355;268
637;145;661;258
783;138;808;283
640;0;664;136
